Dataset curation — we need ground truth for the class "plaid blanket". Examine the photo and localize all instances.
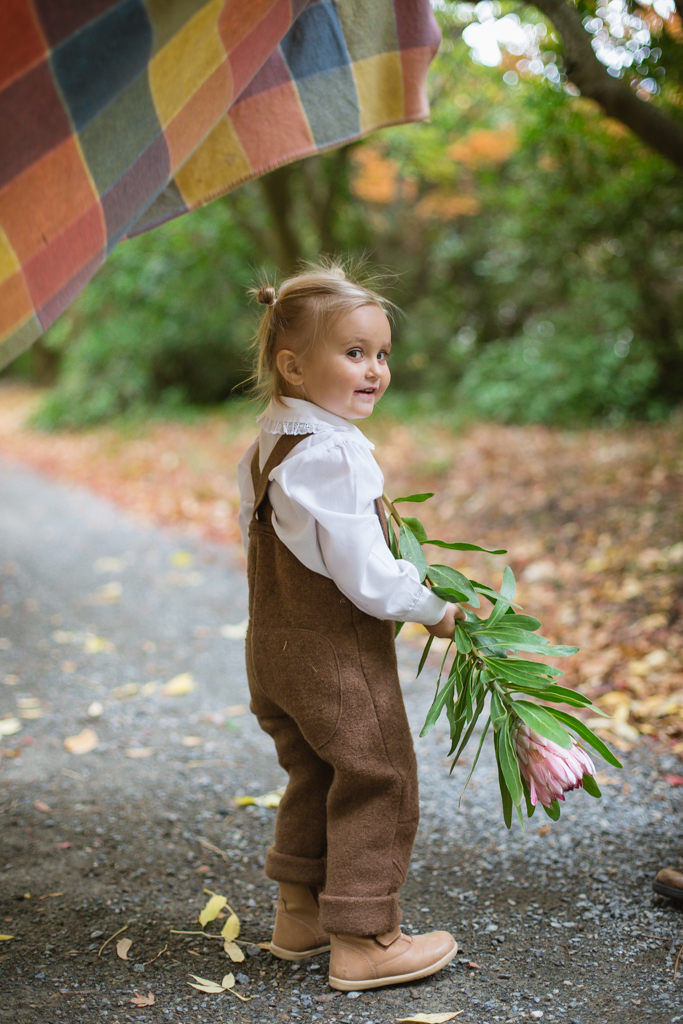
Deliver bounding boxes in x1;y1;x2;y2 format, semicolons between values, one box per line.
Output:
0;0;440;371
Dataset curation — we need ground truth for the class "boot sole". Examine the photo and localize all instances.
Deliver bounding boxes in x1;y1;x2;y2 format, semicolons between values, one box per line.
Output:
653;881;683;901
328;940;458;991
268;941;331;961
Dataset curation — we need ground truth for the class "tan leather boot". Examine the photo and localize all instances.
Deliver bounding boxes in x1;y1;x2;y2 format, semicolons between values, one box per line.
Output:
269;883;331;961
328;926;457;990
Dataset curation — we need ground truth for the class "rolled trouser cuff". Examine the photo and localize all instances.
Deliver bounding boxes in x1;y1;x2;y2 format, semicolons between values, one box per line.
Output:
265;846;326;888
319;893;401;937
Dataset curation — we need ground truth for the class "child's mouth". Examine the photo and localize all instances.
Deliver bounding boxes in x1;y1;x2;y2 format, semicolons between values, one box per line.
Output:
355;388;376;395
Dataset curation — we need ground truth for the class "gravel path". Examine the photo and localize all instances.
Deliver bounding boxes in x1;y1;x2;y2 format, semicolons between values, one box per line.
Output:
1;456;683;1024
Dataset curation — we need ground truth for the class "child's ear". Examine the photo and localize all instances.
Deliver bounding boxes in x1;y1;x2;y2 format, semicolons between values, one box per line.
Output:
276;349;305;387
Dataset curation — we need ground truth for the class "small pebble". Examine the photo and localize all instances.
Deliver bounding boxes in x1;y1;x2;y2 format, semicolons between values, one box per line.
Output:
133;964;145;973
530;1013;544;1020
236;972;249;985
246;944;262;958
347;990;362;998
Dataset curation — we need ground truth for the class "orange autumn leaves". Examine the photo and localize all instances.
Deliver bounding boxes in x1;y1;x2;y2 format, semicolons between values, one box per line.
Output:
350;128;518;220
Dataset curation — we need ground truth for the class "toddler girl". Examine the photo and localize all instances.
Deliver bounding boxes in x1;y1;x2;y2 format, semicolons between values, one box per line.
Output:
237;262;462;991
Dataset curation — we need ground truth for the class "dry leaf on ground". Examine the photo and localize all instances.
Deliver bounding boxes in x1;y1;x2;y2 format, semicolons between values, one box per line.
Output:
397;1014;463;1023
116;937;132;960
64;728;98;754
223;940;245;962
235;788;283;808
181;735;204;747
0;935;14;941
198;891;227;927
162;672;196;697
221;913;241;941
187;975;225;993
33;800;51;812
0;717;22;736
130;991;155;1007
125;748;155;759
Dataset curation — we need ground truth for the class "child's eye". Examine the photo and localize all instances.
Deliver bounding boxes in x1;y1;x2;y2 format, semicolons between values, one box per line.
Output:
347;348;363;359
378;350;390;362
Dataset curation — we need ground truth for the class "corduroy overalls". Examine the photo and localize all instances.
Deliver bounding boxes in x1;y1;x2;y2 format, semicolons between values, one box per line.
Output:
245;433;419;937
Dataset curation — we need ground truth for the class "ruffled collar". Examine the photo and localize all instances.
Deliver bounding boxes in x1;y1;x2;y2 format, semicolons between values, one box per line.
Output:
257;398;374;448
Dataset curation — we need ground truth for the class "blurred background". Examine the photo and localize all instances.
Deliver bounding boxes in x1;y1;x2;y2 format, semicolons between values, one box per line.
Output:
3;0;683;430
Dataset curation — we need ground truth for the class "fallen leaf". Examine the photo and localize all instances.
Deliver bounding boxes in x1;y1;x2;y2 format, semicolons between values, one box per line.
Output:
17;697;40;708
538;825;551;836
223;940;245;962
94;557;125;573
170;550;193;567
112;683;139;699
94;581;122;604
316;991;342;1002
396;1015;463;1023
83;634;114;654
0;935;14;941
225;704;248;717
663;775;683;786
187;975;225;993
467;961;482;969
0;717;22;737
64;728;98;754
221;973;235;988
130;991;155;1007
199;892;227;927
125;748;155;759
19;707;44;719
220;621;248;641
4;674;19;686
220;914;241;941
595;772;620;786
235;788;283;809
181;735;204;747
162;672;196;697
140;681;158;695
117;937;133;960
33;800;51;812
87;701;104;718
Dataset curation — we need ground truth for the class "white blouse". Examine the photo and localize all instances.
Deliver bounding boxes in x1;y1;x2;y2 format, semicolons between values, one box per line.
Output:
237;398;447;626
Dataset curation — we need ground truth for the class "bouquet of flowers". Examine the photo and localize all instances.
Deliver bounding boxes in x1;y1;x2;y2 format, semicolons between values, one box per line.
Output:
383;491;622;829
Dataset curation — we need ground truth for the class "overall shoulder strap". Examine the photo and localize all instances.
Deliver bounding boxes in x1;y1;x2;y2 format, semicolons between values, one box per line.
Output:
251;433;313;522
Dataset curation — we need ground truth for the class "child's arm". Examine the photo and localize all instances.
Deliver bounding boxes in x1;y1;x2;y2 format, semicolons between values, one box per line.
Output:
425;602;465;639
237;438;259;557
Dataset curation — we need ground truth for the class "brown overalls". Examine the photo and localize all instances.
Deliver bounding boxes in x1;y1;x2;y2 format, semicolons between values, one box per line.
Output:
245;433;420;937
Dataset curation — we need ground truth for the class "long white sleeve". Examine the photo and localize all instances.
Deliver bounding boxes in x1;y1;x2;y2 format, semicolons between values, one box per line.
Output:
236;399;448;626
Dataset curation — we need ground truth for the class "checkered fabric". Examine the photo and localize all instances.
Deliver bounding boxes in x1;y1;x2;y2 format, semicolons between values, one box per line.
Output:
0;0;440;371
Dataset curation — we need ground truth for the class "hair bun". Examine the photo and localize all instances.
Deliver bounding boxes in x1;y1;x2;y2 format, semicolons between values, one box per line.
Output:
257;285;277;306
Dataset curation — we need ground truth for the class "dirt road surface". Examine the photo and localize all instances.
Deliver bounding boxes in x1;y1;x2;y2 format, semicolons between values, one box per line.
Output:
2;457;683;1024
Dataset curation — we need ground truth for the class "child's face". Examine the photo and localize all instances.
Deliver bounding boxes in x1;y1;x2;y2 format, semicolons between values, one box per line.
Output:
298;304;392;420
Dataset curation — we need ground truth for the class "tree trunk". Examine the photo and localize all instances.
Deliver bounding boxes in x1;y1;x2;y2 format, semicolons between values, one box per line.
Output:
530;0;683;171
259;164;305;272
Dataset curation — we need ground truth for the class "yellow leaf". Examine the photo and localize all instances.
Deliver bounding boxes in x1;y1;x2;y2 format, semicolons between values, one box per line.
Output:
162;672;196;697
0;935;14;941
95;581;122;603
223;940;245;962
125;748;155;759
396;1014;463;1023
83;634;114;654
64;728;98;754
0;717;22;737
187;975;225;993
170;550;193;567
220;913;240;941
234;788;283;809
116;937;132;960
112;683;139;699
181;735;204;747
19;707;44;719
221;973;235;989
198;893;227;927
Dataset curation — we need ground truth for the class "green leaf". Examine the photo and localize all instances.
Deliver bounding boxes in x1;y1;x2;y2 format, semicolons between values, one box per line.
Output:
486;657;564;679
508;684;595;707
399;525;427;582
393;492;434;504
432;585;472;605
546;709;623;769
457;715;490;792
401;516;428;544
543;800;562;821
416;634;434;678
501;566;516;602
453;624;472;654
490;690;507;732
387;520;399;559
511;700;573;749
427;565;479;606
425;540;507;555
499;643;579;657
420;676;456;737
522;779;536;819
395;621;404;637
485;596;513;629
450;685;486;763
581;774;602;799
497;718;524;806
494;732;513;829
500;614;542;631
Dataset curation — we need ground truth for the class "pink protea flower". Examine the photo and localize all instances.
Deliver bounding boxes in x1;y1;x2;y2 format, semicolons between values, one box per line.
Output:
513;722;596;808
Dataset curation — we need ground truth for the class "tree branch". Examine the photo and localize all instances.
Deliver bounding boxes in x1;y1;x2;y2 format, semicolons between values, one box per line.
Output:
530;0;683;171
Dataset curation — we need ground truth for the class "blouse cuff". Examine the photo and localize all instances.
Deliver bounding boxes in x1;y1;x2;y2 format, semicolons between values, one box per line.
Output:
411;587;450;626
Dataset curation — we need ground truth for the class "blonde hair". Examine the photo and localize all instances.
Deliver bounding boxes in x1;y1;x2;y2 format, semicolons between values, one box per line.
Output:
248;258;393;407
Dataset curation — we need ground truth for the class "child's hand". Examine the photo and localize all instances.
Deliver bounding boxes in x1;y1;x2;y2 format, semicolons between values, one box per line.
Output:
426;603;466;639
